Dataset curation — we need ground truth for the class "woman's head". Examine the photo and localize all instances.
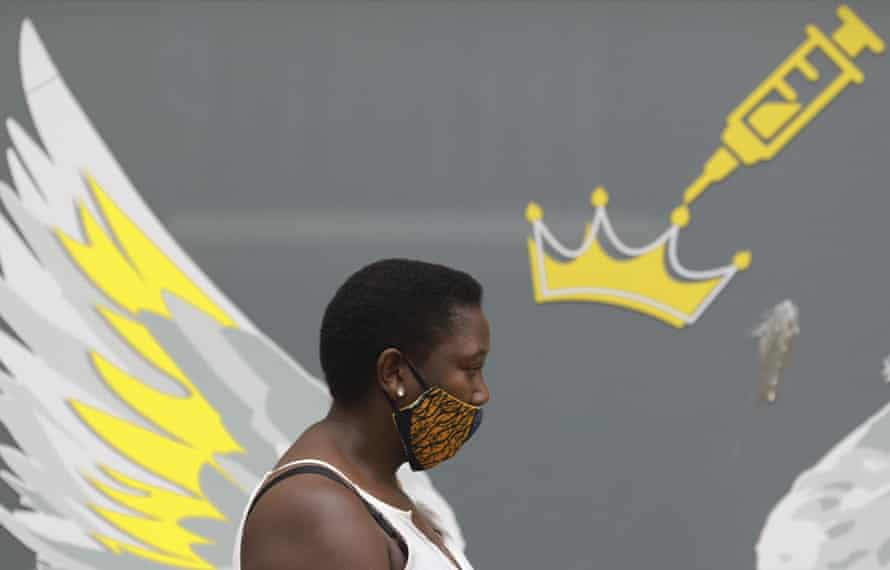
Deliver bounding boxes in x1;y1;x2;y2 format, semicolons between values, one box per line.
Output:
319;258;487;407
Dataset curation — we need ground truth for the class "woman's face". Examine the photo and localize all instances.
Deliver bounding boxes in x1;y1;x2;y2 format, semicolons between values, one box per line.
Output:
412;304;491;407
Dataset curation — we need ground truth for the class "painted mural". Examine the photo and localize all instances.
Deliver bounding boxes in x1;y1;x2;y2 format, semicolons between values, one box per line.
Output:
0;3;889;570
525;5;883;328
757;402;890;569
0;21;463;570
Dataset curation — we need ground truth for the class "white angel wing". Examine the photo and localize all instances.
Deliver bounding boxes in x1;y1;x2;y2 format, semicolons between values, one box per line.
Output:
0;19;464;570
756;401;890;569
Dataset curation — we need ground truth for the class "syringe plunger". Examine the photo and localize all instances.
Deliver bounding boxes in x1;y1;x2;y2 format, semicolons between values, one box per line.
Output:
833;5;885;58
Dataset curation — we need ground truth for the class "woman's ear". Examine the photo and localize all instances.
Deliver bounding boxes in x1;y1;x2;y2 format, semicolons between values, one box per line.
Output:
376;347;405;402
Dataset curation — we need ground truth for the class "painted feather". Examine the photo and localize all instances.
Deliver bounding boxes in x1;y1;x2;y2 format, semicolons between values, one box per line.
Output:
0;20;463;570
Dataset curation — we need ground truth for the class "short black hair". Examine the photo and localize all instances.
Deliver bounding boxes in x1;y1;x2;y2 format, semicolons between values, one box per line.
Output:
319;258;483;405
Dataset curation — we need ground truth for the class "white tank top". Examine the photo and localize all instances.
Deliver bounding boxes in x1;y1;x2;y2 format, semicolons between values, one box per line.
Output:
233;458;475;570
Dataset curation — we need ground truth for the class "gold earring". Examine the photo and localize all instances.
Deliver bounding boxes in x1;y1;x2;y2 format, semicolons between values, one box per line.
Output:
396;386;405;398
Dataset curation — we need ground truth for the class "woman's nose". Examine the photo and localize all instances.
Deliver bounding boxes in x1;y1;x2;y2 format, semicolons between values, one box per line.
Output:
472;376;491;407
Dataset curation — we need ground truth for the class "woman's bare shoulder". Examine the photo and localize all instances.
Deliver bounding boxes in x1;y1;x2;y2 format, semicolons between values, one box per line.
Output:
241;470;390;570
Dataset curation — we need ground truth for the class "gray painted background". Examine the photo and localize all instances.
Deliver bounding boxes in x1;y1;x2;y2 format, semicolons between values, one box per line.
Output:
0;1;889;568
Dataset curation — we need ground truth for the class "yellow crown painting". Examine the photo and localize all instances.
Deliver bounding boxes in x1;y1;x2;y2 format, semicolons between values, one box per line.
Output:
525;5;884;328
525;189;750;329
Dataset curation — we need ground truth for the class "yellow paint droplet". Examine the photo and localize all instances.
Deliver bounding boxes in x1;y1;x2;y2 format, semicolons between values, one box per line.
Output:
733;250;752;271
525;202;543;223
590;187;609;208
670;205;690;228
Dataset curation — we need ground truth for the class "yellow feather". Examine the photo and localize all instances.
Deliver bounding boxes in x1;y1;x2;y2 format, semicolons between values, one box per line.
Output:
57;173;248;568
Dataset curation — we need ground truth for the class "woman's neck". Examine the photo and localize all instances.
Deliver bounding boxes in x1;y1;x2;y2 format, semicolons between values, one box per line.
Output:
323;402;405;486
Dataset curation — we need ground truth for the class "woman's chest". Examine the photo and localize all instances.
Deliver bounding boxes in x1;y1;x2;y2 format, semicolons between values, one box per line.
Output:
390;516;473;570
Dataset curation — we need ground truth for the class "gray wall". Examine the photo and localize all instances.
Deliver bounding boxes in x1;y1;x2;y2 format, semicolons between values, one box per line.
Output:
1;1;889;568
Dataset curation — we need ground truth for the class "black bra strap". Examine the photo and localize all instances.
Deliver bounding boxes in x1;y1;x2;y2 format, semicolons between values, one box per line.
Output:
247;464;409;561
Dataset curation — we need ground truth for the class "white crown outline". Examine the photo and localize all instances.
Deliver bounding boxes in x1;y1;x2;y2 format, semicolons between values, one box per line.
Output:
529;199;745;326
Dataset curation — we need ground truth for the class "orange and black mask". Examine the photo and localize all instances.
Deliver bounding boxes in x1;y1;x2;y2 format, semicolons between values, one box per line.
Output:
389;358;483;471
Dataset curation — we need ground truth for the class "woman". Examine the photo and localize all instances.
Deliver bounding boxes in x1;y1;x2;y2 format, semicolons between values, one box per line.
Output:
238;258;491;569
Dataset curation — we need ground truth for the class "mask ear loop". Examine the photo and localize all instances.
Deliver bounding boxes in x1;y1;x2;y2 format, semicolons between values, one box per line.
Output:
403;358;431;391
384;392;400;412
381;353;429;411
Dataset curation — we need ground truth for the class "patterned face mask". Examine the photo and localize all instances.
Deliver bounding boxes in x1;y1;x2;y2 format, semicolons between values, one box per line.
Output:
389;358;483;471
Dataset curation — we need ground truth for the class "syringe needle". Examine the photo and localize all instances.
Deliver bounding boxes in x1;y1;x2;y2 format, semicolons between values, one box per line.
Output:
683;146;739;205
670;146;739;229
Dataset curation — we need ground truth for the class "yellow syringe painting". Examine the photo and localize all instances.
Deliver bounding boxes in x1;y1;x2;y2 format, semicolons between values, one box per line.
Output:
525;4;885;328
675;4;885;224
